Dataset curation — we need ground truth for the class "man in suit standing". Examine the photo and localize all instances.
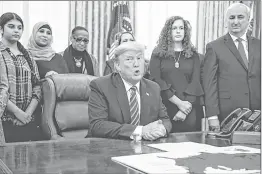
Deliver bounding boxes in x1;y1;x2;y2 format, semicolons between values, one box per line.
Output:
88;42;172;140
203;2;261;131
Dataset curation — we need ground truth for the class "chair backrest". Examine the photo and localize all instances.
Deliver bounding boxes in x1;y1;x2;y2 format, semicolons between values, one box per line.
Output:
41;73;97;139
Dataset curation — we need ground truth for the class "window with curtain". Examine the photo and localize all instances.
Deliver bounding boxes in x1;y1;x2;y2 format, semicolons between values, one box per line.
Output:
135;1;198;59
0;1;69;53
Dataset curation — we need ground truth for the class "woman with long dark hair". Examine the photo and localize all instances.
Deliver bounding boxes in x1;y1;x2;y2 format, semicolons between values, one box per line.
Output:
150;16;204;132
0;12;43;142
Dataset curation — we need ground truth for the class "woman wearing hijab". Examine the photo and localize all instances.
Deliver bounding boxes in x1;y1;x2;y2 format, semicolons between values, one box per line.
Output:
28;22;69;79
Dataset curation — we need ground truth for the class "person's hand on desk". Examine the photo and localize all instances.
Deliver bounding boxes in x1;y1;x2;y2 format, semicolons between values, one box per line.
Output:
208;116;220;132
142;120;166;141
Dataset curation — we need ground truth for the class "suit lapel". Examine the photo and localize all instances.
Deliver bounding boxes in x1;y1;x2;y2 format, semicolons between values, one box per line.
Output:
113;73;131;124
140;78;150;125
224;33;248;71
247;36;255;71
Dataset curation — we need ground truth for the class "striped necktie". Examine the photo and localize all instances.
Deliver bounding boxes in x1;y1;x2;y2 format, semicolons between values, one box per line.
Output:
236;38;248;68
129;86;140;125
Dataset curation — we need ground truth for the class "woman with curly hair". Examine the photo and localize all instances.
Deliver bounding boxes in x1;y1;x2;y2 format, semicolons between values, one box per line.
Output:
0;12;44;142
149;16;204;132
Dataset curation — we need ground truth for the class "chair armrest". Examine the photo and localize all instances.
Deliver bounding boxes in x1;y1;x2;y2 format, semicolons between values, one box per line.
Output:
41;78;60;140
50;134;64;140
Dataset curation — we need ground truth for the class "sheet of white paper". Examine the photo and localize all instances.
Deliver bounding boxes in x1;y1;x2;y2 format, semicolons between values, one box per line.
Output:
112;142;260;174
112;151;260;174
112;152;190;174
147;142;260;154
204;167;260;174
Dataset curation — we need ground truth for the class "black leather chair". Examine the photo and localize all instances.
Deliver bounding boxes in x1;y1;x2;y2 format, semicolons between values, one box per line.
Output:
41;74;97;140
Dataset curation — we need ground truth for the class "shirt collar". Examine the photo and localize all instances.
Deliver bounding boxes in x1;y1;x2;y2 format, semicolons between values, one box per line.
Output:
0;41;24;56
229;30;248;42
120;75;140;93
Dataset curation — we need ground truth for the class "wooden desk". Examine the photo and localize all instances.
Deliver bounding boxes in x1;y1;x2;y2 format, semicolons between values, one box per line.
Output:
0;132;260;174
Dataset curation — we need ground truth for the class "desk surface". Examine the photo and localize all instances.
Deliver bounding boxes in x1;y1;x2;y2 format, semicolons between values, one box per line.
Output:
0;132;260;174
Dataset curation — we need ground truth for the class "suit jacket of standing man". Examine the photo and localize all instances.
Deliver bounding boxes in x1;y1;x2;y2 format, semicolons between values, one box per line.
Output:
203;33;261;121
88;72;172;139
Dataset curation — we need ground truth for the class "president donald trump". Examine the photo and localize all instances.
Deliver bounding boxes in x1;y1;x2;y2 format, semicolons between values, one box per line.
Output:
88;42;172;141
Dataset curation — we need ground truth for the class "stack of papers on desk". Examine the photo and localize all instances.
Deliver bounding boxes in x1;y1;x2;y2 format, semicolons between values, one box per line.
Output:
147;142;260;154
112;152;189;174
112;142;260;174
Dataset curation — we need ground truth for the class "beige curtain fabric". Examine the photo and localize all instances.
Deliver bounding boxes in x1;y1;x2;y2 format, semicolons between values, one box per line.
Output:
68;1;135;76
252;0;261;39
196;1;237;54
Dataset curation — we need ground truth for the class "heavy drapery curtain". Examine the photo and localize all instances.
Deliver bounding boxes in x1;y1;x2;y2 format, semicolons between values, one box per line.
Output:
68;1;135;76
196;1;238;54
135;1;198;59
252;0;261;39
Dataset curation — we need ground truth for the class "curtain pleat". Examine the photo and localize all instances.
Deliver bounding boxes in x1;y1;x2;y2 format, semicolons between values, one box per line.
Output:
252;0;261;39
196;1;237;54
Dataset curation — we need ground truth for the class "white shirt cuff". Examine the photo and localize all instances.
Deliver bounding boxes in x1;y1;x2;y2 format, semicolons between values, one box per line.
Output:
130;126;143;140
208;116;218;120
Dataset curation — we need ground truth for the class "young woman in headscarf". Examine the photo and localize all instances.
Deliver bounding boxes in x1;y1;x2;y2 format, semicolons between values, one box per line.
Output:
27;22;69;79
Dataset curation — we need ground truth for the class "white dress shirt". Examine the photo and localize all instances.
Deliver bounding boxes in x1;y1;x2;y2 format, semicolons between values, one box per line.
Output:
122;78;141;115
229;32;249;61
120;77;143;140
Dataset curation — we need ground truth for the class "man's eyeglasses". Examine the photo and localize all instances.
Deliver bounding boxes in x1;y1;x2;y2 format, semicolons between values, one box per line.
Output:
74;37;89;44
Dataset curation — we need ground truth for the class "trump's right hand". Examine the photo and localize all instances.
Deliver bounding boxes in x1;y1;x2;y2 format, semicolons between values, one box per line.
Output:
142;120;166;141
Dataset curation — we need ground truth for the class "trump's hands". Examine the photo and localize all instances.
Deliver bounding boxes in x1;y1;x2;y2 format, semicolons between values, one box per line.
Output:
142;120;166;141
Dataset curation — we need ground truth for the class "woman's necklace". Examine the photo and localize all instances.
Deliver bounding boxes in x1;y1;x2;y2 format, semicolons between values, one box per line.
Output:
174;51;182;68
74;57;82;68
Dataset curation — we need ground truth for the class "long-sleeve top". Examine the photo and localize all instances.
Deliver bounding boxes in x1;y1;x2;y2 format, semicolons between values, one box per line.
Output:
0;44;41;121
150;50;204;104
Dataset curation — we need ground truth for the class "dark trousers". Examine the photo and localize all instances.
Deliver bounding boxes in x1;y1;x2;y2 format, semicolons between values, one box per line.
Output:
3;121;45;143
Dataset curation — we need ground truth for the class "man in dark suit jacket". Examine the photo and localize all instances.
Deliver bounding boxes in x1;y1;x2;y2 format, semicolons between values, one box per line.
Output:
203;2;261;131
88;42;172;140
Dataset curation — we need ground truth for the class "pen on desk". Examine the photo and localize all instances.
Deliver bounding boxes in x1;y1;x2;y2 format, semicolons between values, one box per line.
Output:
157;156;175;160
217;165;232;171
